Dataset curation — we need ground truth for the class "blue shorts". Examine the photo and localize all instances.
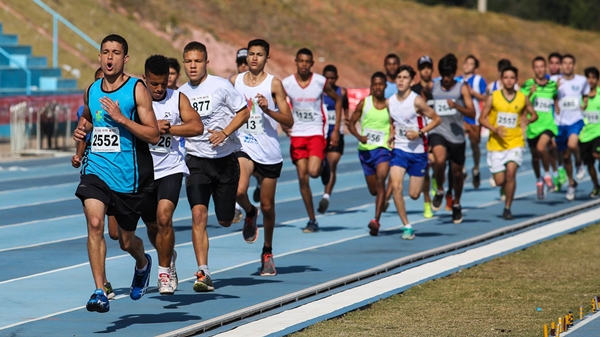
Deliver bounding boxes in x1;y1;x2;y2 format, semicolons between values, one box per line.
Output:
390;149;428;177
556;120;584;152
358;148;391;176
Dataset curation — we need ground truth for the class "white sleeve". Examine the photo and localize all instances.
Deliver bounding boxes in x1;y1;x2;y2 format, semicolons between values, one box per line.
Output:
224;82;248;113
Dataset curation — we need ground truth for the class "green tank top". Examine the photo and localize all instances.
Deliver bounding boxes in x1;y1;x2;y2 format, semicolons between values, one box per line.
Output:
520;78;559;139
358;95;391;151
580;88;600;143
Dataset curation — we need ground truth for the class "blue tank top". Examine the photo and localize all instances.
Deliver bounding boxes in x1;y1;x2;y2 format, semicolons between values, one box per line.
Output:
82;77;154;194
324;86;342;134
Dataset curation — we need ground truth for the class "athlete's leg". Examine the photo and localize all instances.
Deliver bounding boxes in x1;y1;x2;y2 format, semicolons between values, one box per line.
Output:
152;199;176;268
365;174;378;196
537;134;553;174
307;155;323;178
563;147;575;186
236;157;255;213
451;161;465;205
107;216;119;240
259;177;277;249
569;134;582;166
408;175;425;200
548;140;558;172
296;158;316;221
588;158;599;189
118;228;148;270
504;162;518;210
374;161;390;222
389;166;409;226
84;199;108;290
191;204;209;266
467;124;481;173
530;140;542;180
324;151;341;196
432;145;448;192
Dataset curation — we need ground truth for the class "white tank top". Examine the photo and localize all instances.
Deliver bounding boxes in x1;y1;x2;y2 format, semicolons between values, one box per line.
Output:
388;91;426;154
234;72;283;165
282;73;327;137
150;89;189;179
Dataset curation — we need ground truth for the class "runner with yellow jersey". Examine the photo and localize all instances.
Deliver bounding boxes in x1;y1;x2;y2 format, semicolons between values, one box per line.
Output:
480;66;538;220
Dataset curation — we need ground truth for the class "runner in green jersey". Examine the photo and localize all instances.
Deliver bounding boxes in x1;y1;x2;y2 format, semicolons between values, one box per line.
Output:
520;56;559;200
579;67;600;198
347;72;391;236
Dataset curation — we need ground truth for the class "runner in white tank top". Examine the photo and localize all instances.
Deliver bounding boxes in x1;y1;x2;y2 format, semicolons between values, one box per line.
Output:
230;39;294;276
281;47;341;233
387;65;441;240
142;55;204;295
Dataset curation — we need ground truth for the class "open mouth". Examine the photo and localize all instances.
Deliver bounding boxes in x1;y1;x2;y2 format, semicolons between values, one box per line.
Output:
106;62;114;72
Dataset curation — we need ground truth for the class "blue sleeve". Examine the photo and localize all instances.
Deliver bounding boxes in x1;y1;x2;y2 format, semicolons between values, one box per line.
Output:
478;77;487;94
76;106;84;119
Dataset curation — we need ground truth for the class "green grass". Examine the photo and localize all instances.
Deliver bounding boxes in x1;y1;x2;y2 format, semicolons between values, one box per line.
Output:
291;222;600;337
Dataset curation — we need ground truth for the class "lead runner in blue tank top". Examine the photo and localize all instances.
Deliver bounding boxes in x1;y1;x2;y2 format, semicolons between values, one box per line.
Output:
73;34;160;313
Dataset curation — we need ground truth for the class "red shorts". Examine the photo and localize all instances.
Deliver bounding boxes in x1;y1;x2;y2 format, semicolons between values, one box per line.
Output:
290;136;326;162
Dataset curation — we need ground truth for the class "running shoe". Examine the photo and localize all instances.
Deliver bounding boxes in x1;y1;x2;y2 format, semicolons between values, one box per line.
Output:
500;186;506;201
130;254;152;300
401;227;415;240
382;199;390;213
558;167;567;185
260;253;277;276
554;176;562;192
302;220;319;233
321;159;331;186
566;184;577;201
576;164;586;180
86;289;110;313
170;250;178;291
489;176;497;188
590;187;600;198
368;219;380;236
544;175;554;192
253;185;261;203
157;272;174;295
536;180;545;200
103;282;115;300
233;207;243;223
502;208;514;220
445;193;453;211
242;206;259;243
317;197;329;214
452;204;463;224
193;270;214;292
431;190;444;211
472;168;481;190
423;202;433;218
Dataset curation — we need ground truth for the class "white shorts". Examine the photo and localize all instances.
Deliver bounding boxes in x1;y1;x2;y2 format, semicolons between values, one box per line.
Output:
487;147;523;174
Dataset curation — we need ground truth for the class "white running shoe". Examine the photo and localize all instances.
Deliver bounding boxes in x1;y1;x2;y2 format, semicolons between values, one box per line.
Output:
576;165;586;180
170;250;178;291
566;185;576;201
158;273;174;295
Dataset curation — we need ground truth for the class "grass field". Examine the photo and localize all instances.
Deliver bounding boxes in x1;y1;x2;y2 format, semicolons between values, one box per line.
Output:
291;222;600;337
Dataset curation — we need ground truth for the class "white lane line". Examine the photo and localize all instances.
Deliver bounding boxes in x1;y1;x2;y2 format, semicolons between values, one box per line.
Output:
0;214;82;230
0;182;77;195
562;311;600;336
0;197;76;211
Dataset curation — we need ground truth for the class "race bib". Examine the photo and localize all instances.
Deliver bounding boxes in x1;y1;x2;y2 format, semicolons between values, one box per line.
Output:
394;123;415;139
434;99;457;116
91;127;120;152
240;114;265;135
584;111;600;124
294;108;315;122
190;94;212;117
327;110;336;125
363;128;385;146
496;112;518;128
534;97;553;113
149;134;172;153
559;97;579;111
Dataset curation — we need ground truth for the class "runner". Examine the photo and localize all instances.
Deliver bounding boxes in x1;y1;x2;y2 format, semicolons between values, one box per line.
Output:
547;52;566;188
411;55;435;218
548;52;562;77
231;39;294;275
178;41;250;291
579;66;600;198
282;48;341;233
388;65;441;239
429;54;475;224
141;54;204;294
480;65;538;219
73;34;159;312
347;72;391;235
236;48;249;74
520;56;559;199
384;53;401;99
167;57;181;90
486;59;514;94
457;55;487;189
318;64;349;213
551;54;590;200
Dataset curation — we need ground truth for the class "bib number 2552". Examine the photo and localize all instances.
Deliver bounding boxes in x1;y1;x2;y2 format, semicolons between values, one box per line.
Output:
91;127;120;152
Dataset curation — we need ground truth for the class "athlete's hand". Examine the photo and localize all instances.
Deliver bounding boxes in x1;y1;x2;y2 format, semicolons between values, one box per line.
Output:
359;135;368;144
582;102;588;110
157;120;171;135
100;97;125;124
447;99;457;109
71;155;82;168
329;132;339;147
73;125;87;142
494;126;507;138
207;129;227;148
530;85;537;94
255;93;269;113
405;130;419;141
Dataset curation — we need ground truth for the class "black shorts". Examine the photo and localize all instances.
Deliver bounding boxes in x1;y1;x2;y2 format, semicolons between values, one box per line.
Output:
75;174;145;231
428;134;466;166
580;137;600;165
185;154;240;222
141;173;184;223
234;151;283;179
527;130;556;150
326;134;345;154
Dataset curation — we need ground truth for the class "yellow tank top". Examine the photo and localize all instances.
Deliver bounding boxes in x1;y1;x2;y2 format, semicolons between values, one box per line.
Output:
487;90;527;151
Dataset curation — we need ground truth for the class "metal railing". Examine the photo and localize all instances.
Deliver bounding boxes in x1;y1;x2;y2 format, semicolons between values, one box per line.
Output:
0;47;31;95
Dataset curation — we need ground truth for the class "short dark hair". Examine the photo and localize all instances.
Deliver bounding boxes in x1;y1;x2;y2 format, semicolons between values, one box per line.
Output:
144;54;170;77
465;55;479;69
385;54;400;63
501;65;519;77
548;52;562;62
585;66;599;79
532;56;546;65
248;39;270;56
562;54;576;63
438;54;458;76
183;41;208;58
94;67;103;79
371;71;387;82
168;57;180;74
100;34;128;55
497;59;512;72
323;64;338;75
397;65;416;79
296;48;313;59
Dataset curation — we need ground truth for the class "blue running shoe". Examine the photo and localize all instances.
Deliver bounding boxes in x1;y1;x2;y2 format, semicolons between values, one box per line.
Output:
86;288;110;313
130;253;152;300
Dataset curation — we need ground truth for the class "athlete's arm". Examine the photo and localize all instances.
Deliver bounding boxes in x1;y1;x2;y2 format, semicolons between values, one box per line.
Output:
73;86;93;142
323;81;342;146
169;92;204;137
524;99;538;124
341;87;349;121
452;84;476;118
265;77;294;128
414;96;441;134
478;95;505;138
100;81;159;144
388;116;395;148
347;98;367;144
208;106;250;148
